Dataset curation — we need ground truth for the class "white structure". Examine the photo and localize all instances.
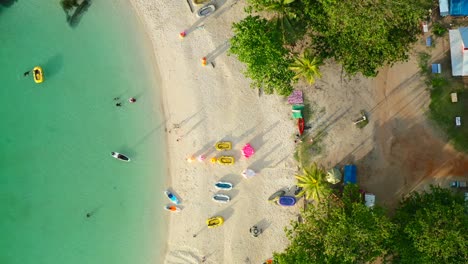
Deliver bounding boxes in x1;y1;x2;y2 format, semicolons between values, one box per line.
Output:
439;0;449;16
449;27;468;76
364;193;375;208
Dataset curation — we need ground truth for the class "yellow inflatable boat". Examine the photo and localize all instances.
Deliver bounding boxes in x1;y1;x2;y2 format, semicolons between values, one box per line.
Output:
206;216;224;228
33;66;44;83
215;141;232;151
217;156;235;165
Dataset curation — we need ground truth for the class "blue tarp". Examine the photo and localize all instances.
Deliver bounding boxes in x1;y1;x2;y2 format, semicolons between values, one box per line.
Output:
432;64;441;74
450;0;468;16
426;36;432;47
344;165;357;185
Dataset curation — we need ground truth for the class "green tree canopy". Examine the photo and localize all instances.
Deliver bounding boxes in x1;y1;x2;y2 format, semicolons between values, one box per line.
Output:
229;15;295;95
274;185;395;263
246;0;305;43
303;0;432;77
391;186;468;264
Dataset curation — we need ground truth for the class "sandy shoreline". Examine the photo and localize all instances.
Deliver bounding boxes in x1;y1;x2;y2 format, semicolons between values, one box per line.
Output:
129;0;300;263
128;0;468;262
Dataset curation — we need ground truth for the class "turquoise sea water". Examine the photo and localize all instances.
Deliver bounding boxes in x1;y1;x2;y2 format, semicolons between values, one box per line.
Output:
0;1;166;263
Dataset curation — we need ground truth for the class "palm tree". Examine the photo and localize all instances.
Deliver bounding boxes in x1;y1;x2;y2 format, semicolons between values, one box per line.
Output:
289;50;322;85
295;163;329;201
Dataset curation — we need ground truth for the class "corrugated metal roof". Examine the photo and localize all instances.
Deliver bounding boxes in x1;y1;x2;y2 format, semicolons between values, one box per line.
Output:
450;0;468;16
449;28;468;76
440;0;449;16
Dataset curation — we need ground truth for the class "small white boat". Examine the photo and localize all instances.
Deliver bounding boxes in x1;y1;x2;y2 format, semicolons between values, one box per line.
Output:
196;4;216;17
111;152;130;162
214;181;233;191
164;205;181;212
212;194;230;203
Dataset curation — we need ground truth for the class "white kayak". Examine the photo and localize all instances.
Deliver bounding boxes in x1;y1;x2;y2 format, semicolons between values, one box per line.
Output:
164;205;181;212
196;4;216;17
111;151;130;162
212;194;230;203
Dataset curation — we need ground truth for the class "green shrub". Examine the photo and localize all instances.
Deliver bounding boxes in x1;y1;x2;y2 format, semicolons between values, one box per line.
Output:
432;23;448;37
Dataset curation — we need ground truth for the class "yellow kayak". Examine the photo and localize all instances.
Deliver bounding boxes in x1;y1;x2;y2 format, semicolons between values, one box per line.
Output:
206;216;224;228
217;156;235;165
215;141;232;151
33;66;44;83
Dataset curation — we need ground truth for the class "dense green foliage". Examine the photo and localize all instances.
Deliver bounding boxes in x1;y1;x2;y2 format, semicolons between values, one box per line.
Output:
246;0;306;43
303;0;432;77
392;186;468;264
295;163;329;201
230;15;295;95
274;185;394;264
427;75;468;152
274;185;468;263
242;0;433;78
433;22;448;37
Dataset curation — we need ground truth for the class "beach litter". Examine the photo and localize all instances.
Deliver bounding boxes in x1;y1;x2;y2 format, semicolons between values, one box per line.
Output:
187;156;196;163
197;154;206;162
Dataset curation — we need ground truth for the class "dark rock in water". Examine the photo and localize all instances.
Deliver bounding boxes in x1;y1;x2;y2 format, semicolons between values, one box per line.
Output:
62;0;91;28
0;0;17;7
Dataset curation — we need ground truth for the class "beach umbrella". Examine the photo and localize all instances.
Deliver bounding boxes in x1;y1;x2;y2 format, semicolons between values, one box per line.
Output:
242;169;256;179
326;167;341;184
242;143;255;158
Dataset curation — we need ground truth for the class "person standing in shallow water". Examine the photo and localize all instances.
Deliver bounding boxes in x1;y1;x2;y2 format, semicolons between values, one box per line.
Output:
23;70;30;76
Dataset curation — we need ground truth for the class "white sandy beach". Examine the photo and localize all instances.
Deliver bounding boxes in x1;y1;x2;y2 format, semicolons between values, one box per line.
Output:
129;0;300;263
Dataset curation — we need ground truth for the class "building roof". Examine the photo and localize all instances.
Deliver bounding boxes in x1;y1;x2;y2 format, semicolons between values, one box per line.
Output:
450;0;468;16
449;28;468;76
440;0;449;16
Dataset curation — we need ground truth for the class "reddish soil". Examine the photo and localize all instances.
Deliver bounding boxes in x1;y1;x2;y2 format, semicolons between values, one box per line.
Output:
302;32;468;210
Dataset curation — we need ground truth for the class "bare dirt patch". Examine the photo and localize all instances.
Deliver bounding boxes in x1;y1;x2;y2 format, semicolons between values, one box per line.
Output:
299;35;468;210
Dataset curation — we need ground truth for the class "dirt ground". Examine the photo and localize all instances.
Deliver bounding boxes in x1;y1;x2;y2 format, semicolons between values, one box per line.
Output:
298;32;468;210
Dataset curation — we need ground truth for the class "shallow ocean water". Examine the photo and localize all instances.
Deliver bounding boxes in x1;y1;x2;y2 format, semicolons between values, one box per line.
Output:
0;1;166;263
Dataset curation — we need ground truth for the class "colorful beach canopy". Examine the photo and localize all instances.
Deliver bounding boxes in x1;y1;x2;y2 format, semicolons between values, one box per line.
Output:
242;169;256;179
287;90;303;104
326;167;342;184
292;104;304;119
242;143;255;158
